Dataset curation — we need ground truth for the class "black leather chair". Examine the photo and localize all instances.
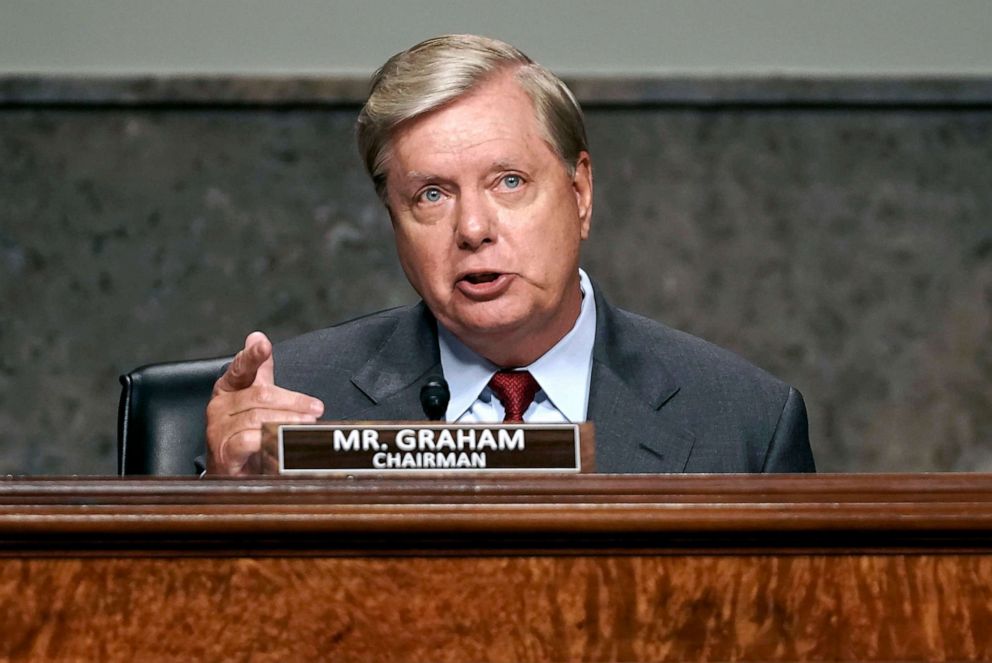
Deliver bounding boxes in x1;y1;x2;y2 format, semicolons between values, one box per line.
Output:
117;356;231;475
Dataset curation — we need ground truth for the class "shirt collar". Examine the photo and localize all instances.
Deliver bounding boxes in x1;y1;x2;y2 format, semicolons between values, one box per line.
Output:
438;269;598;422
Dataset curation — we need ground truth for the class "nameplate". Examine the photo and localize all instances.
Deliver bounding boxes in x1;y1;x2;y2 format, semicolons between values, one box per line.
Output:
261;422;595;475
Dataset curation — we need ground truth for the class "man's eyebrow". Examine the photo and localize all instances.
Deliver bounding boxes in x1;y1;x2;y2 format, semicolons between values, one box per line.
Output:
397;170;451;189
403;171;446;184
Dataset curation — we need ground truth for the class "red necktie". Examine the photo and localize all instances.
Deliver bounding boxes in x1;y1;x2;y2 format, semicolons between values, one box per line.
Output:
488;370;540;423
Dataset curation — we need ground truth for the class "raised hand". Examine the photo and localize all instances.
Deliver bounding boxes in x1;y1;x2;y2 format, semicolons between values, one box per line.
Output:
205;331;324;475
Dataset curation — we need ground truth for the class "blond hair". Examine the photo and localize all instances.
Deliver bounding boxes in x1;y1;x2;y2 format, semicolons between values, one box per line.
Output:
356;34;588;201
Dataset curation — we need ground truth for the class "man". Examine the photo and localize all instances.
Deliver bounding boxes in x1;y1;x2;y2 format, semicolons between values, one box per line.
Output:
204;34;815;476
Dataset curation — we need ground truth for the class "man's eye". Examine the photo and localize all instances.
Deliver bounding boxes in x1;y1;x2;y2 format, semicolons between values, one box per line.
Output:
502;174;523;189
420;187;443;203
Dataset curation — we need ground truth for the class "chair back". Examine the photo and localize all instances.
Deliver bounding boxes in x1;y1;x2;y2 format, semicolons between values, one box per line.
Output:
117;356;231;475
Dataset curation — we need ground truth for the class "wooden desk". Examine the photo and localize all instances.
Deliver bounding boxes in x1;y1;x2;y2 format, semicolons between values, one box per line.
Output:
1;474;990;661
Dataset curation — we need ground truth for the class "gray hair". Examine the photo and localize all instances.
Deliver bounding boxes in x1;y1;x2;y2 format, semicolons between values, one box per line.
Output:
356;34;588;201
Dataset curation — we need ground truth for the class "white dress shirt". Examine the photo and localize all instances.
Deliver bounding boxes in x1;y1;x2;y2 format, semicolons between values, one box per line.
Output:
438;269;598;423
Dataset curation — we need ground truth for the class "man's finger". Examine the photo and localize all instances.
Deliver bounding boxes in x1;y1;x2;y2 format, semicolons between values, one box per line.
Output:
215;331;273;393
223;409;320;432
223;384;324;417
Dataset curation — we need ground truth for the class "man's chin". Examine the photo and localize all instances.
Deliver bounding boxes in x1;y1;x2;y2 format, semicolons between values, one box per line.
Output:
438;302;573;367
446;316;525;339
438;306;532;342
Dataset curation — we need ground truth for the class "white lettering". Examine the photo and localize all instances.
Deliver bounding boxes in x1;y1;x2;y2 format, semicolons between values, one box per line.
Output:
417;429;434;451
476;431;496;451
419;429;436;451
500;428;525;451
395;429;416;451
435;429;456;451
456;428;475;450
477;429;495;450
333;429;360;452
369;450;487;470
362;429;380;451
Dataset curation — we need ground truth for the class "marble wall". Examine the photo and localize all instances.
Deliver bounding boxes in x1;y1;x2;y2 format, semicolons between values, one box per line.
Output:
1;79;990;474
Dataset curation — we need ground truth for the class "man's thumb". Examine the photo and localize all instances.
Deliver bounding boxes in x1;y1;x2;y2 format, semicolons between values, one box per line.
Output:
254;347;275;385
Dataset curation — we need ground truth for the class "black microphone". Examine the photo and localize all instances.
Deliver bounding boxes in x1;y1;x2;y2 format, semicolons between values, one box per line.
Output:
420;376;450;421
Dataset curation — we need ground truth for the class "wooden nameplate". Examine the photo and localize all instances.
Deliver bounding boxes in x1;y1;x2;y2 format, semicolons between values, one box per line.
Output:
261;421;595;476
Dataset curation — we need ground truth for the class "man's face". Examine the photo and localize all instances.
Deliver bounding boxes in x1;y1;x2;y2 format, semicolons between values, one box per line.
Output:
384;73;592;365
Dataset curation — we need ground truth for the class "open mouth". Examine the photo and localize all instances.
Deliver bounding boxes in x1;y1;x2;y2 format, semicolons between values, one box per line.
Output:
462;272;501;285
456;271;512;299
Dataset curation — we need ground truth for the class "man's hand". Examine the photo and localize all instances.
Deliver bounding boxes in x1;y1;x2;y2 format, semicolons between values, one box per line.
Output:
205;331;324;475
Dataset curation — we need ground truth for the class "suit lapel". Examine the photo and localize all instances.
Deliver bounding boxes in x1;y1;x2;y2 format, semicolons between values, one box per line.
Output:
347;303;442;421
588;287;695;473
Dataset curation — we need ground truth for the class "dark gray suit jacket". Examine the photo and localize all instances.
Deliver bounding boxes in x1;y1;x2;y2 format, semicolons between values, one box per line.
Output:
273;287;815;473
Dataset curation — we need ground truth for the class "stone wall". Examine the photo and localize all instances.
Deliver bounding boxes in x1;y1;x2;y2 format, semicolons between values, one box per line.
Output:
1;78;990;474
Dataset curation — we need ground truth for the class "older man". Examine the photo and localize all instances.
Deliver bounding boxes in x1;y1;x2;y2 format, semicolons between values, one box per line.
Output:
205;34;815;476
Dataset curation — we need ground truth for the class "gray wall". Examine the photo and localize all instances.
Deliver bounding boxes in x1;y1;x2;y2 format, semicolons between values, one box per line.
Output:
2;0;992;76
1;78;990;475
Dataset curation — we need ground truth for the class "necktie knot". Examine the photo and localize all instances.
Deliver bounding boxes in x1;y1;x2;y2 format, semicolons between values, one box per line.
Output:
488;370;540;423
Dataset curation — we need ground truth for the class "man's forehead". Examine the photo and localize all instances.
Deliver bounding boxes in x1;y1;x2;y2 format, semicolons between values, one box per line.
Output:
389;110;546;175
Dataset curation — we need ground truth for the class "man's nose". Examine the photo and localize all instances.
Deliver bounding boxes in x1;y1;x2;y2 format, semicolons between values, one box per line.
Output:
454;191;496;250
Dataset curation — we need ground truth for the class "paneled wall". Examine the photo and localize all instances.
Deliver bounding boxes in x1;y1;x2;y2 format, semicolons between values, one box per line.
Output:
1;77;990;474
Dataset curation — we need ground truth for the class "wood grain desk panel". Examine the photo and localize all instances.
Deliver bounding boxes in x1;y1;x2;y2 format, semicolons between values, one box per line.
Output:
1;474;991;661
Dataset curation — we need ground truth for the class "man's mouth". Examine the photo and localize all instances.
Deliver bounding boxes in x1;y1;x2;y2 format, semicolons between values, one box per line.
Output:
455;271;513;299
462;272;501;285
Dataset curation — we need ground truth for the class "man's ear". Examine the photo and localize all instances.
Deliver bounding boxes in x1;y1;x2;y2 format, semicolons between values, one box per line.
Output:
572;151;593;240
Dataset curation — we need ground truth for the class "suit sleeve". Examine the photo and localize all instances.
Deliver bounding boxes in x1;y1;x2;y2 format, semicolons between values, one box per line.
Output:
761;387;816;472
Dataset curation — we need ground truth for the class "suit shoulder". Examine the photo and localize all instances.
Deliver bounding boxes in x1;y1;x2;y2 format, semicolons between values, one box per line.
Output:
273;304;415;371
593;283;812;471
605;305;811;471
609;306;791;399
